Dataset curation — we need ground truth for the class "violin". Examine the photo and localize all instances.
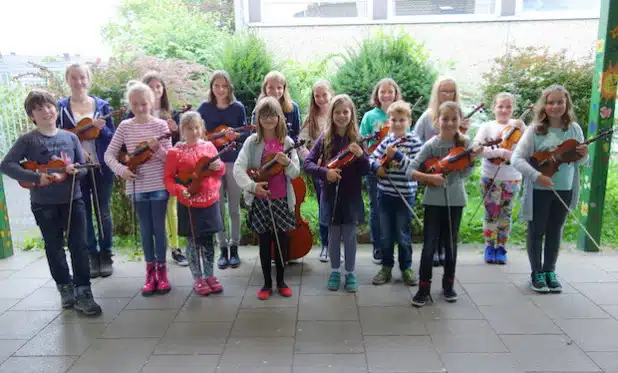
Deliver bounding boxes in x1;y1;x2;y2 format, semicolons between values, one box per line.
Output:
377;137;406;169
118;133;172;172
530;128;614;177
327;132;379;169
460;102;485;134
19;160;100;189
206;125;255;148
68;108;126;141
488;105;534;165
176;142;236;195
247;140;306;182
421;139;501;175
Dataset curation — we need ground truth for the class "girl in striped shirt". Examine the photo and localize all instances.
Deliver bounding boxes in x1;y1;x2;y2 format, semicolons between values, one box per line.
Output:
104;81;173;296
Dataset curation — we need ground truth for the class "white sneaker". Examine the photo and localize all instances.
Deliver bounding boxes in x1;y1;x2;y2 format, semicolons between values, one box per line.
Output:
319;246;329;262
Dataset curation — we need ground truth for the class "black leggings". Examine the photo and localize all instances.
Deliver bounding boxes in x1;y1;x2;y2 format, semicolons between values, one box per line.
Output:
419;205;463;283
258;231;289;289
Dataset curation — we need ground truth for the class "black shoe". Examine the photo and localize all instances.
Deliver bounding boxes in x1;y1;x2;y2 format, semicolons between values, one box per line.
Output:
57;284;75;308
171;248;188;267
99;251;114;277
74;287;102;316
411;280;432;307
229;245;241;268
218;247;229;269
89;253;100;278
442;276;458;302
372;247;382;265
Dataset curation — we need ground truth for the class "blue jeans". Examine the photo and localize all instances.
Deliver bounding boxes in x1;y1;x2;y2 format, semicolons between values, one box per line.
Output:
134;190;169;263
81;169;114;254
378;191;413;271
312;174;329;246
366;174;381;252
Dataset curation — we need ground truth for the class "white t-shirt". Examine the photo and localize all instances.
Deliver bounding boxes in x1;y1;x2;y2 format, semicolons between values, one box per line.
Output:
474;119;525;181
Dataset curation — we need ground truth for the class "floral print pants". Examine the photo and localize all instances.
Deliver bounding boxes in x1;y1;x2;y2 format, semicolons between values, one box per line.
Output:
481;178;521;248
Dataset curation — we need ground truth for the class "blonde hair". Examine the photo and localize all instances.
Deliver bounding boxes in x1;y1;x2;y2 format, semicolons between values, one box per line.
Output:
322;94;360;164
428;77;461;122
125;80;155;112
257;71;293;113
387;100;412;118
493;92;516;109
205;70;237;105
436;101;465;147
253;97;288;143
301;79;334;141
65;63;91;82
370;78;402;108
534;84;576;135
179;111;204;140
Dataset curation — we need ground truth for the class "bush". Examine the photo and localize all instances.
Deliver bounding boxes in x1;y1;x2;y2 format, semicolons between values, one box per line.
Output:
216;32;276;116
331;30;438;120
482;46;594;133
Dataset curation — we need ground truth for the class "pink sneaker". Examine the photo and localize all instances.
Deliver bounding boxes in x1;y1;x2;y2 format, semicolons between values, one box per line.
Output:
193;278;212;296
155;263;171;294
206;276;223;293
142;262;157;296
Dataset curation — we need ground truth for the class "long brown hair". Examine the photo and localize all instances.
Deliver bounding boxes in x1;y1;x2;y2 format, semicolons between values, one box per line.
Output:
301;79;334;141
257;71;293;113
253;97;288;143
533;84;575;135
142;71;171;118
435;101;465;147
322;94;360;164
205;70;237;105
369;78;402;108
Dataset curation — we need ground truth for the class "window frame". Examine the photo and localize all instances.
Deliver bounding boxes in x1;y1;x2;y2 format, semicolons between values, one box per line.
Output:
255;0;374;26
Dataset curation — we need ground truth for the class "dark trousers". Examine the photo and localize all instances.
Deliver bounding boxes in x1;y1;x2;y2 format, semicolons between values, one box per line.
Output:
31;199;91;288
312;174;329;246
419;205;463;283
259;231;289;288
527;189;572;275
80;169;114;254
378;191;413;271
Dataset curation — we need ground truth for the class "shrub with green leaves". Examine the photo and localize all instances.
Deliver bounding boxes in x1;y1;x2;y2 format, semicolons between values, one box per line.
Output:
282;57;334;116
482;46;594;133
331;30;437;120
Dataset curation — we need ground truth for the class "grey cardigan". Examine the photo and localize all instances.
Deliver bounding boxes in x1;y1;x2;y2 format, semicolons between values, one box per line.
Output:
233;134;301;212
511;123;588;222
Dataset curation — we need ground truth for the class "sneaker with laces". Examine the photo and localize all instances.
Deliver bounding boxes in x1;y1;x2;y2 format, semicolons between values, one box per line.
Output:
545;272;562;293
57;284;75;308
74;287;102;316
484;246;496;264
99;251;114;277
495;246;507;265
372;267;392;285
411;280;432;307
327;271;341;291
171;248;188;267
531;272;550;293
442;276;458;302
344;273;358;293
319;246;329;262
402;268;418;286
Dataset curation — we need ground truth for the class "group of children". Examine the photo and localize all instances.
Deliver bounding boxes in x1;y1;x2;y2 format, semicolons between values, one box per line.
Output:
0;61;587;316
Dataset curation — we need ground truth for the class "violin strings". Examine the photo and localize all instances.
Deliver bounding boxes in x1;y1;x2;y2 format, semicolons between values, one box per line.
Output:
550;187;601;251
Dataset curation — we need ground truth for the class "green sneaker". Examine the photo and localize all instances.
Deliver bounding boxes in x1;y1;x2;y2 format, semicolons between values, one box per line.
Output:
372;267;392;285
545;272;562;293
327;271;341;291
402;268;418;286
345;273;358;293
531;272;549;293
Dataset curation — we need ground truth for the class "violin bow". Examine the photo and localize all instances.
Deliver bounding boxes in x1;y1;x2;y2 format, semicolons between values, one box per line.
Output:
444;177;455;270
132;181;139;256
550;187;601;250
266;195;286;268
65;172;78;246
187;198;203;277
86;152;105;241
385;174;423;227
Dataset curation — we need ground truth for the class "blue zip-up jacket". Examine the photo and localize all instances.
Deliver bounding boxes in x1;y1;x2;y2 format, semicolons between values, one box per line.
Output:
56;95;115;173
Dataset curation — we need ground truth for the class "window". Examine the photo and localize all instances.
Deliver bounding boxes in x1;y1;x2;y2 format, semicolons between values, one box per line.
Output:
393;0;497;17
260;0;368;22
520;0;600;12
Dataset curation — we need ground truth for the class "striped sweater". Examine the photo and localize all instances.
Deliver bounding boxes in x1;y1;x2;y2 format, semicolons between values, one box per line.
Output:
369;132;422;197
104;117;172;195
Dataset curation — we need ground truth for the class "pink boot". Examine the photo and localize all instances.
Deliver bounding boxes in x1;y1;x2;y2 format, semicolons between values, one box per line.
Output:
206;276;223;293
155;263;171;294
142;262;157;296
193;278;212;296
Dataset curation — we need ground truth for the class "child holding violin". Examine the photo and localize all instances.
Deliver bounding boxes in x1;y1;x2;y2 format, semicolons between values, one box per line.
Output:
369;100;423;287
407;101;480;307
298;79;334;262
1;89;102;316
233;97;300;300
414;77;470;267
511;84;588;294
360;78;402;265
104;81;173;296
197;70;248;270
56;63;116;278
304;94;370;293
474;92;526;265
164;112;225;296
125;71;188;267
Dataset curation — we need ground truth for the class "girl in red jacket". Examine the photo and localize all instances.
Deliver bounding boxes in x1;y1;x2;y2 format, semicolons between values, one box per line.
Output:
164;111;226;295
